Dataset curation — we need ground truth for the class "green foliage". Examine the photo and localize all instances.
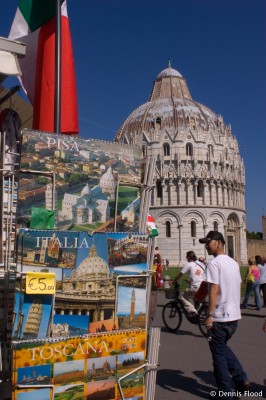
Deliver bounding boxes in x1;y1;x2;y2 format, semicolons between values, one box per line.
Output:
246;231;263;240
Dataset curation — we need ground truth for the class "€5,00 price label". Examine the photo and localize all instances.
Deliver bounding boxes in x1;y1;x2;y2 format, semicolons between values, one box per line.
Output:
26;272;56;294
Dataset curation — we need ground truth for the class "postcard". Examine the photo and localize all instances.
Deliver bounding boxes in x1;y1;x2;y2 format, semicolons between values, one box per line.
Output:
52;314;89;337
12;330;147;369
116;286;146;330
106;233;148;276
88;318;118;334
86;377;116;400
12;292;53;340
16;364;51;386
17;129;142;233
54;384;84;399
17;229;78;269
53;359;85;385
86;355;116;382
13;388;52;400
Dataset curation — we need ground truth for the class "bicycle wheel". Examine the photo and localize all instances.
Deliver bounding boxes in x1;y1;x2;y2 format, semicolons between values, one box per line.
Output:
197;303;209;337
162;302;182;332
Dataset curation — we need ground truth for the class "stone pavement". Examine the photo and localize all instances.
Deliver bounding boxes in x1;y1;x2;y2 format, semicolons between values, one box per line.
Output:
157;289;266;319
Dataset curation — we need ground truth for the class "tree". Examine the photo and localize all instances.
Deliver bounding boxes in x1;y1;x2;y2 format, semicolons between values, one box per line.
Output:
246;231;263;240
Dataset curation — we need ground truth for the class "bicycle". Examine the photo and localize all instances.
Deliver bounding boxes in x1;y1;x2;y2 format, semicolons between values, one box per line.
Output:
162;282;209;337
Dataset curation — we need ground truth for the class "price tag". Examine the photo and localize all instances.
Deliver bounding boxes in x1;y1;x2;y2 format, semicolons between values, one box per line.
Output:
26;272;56;294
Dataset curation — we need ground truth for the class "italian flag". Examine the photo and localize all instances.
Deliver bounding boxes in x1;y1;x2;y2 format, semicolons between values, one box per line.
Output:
146;213;159;237
8;0;78;134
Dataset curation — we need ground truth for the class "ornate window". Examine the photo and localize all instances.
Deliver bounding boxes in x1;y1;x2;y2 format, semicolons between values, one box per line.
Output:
155;117;161;129
197;180;204;197
191;221;196;237
189;116;196;130
225;148;228;161
156;180;163;198
214;221;218;231
186;143;193;156
142;145;147;158
163;143;170;156
166;221;171;237
208;144;214;158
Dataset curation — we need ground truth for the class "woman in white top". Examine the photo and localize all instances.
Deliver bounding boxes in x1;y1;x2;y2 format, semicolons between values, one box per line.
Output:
256;255;266;308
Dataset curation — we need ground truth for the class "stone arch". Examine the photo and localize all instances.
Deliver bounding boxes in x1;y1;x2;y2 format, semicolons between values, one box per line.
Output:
208;211;225;233
183;209;206;225
157;210;181;225
226;213;241;260
180;211;206;262
227;213;240;229
155;211;181;264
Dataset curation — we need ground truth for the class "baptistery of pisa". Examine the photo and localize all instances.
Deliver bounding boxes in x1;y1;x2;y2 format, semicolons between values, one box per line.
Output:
115;64;247;265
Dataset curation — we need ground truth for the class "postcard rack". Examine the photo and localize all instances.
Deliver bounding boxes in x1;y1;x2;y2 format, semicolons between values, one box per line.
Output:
0;127;160;400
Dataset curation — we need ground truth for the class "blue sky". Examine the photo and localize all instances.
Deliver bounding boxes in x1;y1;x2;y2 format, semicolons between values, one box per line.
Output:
1;0;266;232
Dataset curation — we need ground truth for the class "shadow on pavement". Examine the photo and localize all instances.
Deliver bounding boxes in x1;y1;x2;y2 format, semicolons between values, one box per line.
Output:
156;368;213;399
160;326;205;338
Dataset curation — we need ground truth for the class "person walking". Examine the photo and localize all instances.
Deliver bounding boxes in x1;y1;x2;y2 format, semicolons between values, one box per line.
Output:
172;250;205;315
241;257;261;310
199;231;249;399
256;255;266;308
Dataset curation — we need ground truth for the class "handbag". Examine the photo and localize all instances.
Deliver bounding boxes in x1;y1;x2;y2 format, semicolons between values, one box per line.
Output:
247;274;254;283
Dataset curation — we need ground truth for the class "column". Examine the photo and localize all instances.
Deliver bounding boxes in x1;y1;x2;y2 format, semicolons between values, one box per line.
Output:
217;180;220;205
178;224;182;264
203;180;207;205
194;180;198;205
210;180;213;205
161;183;165;206
177;181;181;205
169;179;173;205
186;179;190;205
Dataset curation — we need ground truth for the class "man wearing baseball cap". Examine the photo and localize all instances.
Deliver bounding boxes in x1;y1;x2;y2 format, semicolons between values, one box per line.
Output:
199;231;250;398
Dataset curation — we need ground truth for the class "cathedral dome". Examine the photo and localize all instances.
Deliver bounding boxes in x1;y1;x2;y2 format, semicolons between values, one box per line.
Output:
76;241;109;278
115;64;220;143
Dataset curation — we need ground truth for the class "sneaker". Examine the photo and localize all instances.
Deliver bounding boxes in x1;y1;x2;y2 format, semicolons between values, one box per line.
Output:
235;380;251;394
240;305;247;309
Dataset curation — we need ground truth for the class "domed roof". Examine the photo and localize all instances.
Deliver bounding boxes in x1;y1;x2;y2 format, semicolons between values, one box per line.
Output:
76;241;110;278
115;64;218;142
81;183;91;196
156;66;182;78
100;167;116;189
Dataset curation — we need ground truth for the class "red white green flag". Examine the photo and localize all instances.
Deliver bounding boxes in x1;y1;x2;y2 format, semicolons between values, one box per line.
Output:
8;0;79;134
146;213;159;237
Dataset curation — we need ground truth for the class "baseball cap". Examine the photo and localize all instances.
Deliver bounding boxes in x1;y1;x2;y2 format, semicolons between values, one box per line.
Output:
199;231;225;244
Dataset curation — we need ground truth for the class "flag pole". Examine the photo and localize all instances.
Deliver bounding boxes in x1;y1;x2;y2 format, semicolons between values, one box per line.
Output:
54;0;62;133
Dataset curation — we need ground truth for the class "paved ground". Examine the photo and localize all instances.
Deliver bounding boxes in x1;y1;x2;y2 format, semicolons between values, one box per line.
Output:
152;290;266;400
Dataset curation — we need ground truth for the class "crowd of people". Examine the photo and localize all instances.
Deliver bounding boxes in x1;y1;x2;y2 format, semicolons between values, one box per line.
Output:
151;232;266;399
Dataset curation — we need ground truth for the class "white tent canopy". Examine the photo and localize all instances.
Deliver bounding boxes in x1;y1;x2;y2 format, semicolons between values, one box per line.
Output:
0;36;26;82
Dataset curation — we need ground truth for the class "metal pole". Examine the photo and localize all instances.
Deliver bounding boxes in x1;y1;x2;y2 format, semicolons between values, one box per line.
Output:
114;180;119;232
54;0;62;133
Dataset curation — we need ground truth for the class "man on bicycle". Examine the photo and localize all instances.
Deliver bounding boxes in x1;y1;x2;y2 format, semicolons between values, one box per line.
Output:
172;250;206;315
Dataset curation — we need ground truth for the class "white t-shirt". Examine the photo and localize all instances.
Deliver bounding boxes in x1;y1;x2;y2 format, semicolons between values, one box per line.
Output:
206;254;241;322
181;261;206;289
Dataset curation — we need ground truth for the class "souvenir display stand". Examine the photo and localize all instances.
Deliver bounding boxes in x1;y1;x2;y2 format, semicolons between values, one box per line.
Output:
0;128;160;400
